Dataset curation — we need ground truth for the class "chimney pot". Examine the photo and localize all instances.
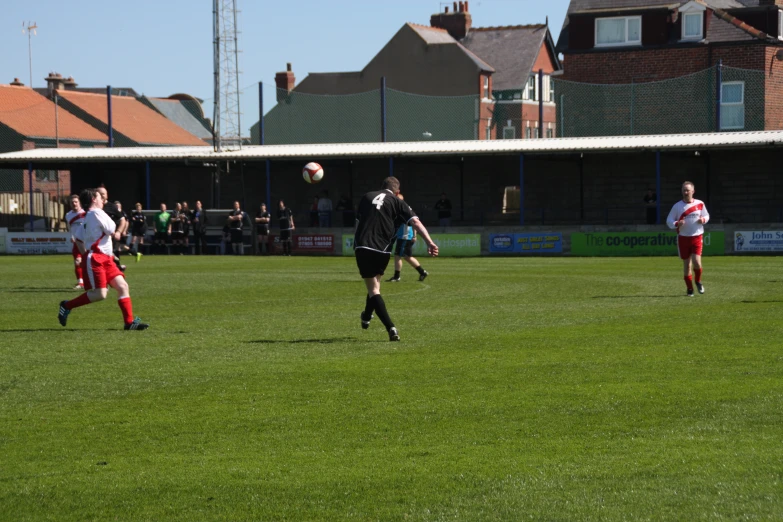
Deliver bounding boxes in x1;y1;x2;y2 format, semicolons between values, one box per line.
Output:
287;62;292;72
445;6;449;13
453;2;458;12
10;78;24;86
465;1;469;11
459;1;464;12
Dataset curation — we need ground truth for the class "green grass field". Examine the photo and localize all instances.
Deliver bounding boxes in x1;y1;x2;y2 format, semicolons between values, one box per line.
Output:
0;254;781;521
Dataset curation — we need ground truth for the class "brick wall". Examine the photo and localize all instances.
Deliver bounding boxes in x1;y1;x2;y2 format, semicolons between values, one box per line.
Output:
20;140;74;202
764;46;783;129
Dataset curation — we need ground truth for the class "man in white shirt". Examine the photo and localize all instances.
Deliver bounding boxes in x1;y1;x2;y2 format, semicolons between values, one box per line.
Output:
64;194;86;290
58;188;149;330
667;181;710;297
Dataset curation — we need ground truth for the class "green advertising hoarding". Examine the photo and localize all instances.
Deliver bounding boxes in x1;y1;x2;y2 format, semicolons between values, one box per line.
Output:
342;234;480;257
571;231;725;256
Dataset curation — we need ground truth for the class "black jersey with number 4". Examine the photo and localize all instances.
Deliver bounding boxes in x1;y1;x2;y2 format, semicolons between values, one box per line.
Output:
354;189;416;253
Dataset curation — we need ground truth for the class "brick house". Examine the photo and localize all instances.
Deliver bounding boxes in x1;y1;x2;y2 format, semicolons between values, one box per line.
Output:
0;80;108;199
556;0;783;131
253;1;561;143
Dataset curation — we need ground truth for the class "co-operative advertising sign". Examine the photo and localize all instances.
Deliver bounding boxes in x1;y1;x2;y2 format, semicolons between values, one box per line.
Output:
342;234;480;257
571;231;725;256
734;230;783;252
489;233;563;254
6;232;72;254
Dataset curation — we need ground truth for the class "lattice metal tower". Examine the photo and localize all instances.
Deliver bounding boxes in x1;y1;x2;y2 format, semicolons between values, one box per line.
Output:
212;0;242;151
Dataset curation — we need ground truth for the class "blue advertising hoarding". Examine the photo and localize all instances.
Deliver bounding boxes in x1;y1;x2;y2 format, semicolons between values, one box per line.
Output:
489;233;563;254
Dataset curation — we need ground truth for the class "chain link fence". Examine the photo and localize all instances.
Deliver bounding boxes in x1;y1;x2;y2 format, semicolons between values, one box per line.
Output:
554;65;766;138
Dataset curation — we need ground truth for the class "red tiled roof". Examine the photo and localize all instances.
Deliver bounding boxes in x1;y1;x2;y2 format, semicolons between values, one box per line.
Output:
57;90;208;146
0;85;107;141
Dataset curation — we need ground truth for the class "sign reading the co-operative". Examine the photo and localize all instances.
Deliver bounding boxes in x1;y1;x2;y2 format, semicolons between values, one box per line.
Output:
734;231;783;252
342;234;480;257
571;232;725;256
489;233;563;254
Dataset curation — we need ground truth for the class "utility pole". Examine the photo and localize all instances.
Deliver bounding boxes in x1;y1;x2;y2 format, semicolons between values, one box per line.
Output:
22;22;37;88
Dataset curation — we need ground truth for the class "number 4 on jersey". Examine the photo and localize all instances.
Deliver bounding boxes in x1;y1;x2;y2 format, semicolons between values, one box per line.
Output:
372;193;386;210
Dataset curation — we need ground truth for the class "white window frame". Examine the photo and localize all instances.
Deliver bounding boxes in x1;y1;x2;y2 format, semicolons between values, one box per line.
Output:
720;81;745;130
595;16;642;47
485;119;492;140
779;10;782;40
548;76;555;102
525;125;532;139
483;76;490;99
681;12;703;40
523;74;538;101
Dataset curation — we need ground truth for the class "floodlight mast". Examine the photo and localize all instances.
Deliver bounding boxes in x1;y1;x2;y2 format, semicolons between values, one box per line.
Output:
212;0;242;152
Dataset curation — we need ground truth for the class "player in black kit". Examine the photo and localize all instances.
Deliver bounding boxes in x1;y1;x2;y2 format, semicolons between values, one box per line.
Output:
354;176;438;341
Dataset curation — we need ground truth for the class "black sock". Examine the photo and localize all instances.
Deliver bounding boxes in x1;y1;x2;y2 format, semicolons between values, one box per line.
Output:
393;271;400;279
415;265;425;275
363;294;374;317
370;294;394;330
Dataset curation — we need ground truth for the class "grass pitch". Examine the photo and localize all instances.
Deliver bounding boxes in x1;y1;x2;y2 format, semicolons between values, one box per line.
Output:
0;254;781;521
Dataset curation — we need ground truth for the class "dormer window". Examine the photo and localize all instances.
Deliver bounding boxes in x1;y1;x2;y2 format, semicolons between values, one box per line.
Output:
679;1;706;41
595;16;641;47
682;12;703;40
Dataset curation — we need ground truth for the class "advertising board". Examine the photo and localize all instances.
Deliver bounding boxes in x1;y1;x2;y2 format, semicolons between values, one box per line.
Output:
733;231;783;252
489;233;563;254
571;232;725;256
342;234;481;257
5;232;72;254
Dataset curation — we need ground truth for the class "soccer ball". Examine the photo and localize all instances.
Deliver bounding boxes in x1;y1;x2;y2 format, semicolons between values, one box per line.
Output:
303;162;324;184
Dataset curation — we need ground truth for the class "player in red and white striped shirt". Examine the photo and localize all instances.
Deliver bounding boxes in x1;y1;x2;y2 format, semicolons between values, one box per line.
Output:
666;181;710;297
64;194;86;290
58;188;149;330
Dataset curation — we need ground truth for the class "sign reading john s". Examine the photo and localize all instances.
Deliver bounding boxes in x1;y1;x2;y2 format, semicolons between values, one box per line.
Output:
571;232;725;256
734;231;783;252
489;233;563;254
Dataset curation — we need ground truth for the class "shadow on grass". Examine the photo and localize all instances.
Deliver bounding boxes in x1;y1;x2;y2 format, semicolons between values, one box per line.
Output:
592;295;682;299
4;287;78;294
741;300;783;304
0;328;108;332
247;336;376;344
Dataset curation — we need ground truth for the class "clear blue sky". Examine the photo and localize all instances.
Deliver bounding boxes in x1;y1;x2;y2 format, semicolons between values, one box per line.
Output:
1;0;570;136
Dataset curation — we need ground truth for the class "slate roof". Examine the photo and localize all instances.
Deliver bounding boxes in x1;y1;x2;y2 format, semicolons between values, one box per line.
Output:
0;84;107;142
462;25;556;91
707;11;757;41
144;97;212;142
407;24;495;72
56;90;207;146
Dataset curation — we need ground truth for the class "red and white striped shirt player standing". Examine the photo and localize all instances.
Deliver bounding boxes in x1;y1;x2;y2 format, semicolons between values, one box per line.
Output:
58;188;149;330
64;194;86;290
666;181;710;297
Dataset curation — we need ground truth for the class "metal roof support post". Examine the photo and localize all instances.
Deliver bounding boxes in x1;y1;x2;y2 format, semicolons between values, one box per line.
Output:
389;156;394;178
656;150;661;224
28;162;34;231
259;82;264;146
381;77;387;143
716;60;722;132
107;86;114;147
145;161;151;210
519;153;525;227
538;69;544;138
265;160;271;210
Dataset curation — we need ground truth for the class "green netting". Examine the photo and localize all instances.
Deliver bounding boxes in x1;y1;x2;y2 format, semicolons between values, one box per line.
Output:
554;65;765;137
386;89;478;141
254;89;381;145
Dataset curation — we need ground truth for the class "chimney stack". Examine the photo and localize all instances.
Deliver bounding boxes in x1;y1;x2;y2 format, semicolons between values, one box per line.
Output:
44;72;65;98
431;1;472;40
63;76;78;90
275;63;296;101
10;78;25;86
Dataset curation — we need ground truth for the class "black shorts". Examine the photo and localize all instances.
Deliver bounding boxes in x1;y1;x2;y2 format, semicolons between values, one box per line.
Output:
394;239;414;258
172;231;184;240
131;227;146;238
355;248;391;279
154;231;168;242
230;229;243;243
280;230;292;241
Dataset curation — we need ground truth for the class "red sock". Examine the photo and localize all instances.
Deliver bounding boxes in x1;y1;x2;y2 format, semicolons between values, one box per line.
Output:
694;268;702;283
75;265;83;284
118;296;134;325
684;275;693;291
66;293;92;310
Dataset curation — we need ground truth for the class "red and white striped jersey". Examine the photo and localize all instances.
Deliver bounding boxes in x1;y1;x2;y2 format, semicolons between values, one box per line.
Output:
65;209;86;243
84;208;116;255
667;199;709;237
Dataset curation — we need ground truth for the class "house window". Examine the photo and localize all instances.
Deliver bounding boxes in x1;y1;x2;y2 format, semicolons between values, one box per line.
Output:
35;169;58;182
779;10;782;40
720;81;745;130
525;126;532;139
483;76;490;98
523;74;538;101
548;77;555;102
682;12;703;40
503;126;515;139
485;120;492;140
595;16;641;46
546;127;554;138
